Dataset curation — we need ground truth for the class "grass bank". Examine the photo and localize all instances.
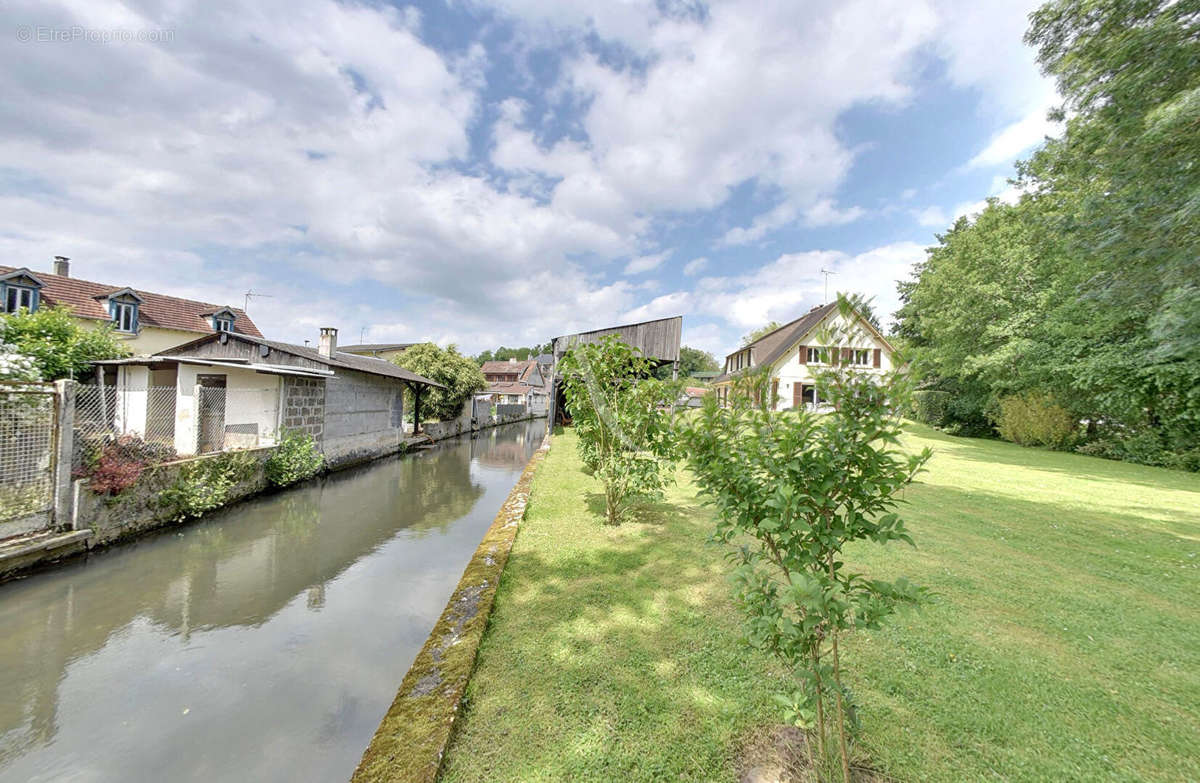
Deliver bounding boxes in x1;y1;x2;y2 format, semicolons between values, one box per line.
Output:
439;424;1200;781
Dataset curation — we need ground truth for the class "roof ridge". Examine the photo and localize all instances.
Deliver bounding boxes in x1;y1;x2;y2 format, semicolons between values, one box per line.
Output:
741;302;836;351
0;265;247;314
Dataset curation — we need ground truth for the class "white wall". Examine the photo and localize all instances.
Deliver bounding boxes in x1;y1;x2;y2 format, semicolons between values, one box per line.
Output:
174;365;282;455
114;365;150;436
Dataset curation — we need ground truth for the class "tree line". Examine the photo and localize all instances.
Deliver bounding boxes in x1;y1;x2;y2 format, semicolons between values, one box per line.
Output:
895;0;1198;470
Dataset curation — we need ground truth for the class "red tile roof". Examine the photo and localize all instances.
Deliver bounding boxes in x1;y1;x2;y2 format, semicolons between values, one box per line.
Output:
0;265;262;336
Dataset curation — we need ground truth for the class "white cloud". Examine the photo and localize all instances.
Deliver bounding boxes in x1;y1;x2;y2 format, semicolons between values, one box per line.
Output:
968;102;1059;168
490;0;937;246
624;250;671;275
683;257;709;276
914;206;951;228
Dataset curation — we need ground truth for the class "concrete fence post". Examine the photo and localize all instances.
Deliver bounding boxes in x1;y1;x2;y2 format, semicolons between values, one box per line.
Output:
53;379;76;527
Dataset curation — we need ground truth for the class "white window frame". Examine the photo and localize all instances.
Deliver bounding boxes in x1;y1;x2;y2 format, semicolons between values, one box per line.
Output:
113;301;137;333
4;285;35;313
806;346;822;364
214;317;234;333
852;348;871;366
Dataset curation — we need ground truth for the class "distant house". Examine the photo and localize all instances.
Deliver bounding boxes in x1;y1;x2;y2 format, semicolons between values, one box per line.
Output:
338;343;414;362
712;302;897;410
481;358;548;415
1;257;260;354
678;386;710;409
88;327;442;467
689;370;720;382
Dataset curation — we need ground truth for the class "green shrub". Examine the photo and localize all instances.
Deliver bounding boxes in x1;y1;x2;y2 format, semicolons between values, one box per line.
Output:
157;451;258;522
911;390;951;427
264;430;325;487
996;392;1077;449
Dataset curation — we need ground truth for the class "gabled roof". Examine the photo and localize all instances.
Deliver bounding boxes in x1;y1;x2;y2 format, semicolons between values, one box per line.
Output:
158;332;444;388
482;359;536;376
0;265;262;336
486;381;542;396
715;301;894;384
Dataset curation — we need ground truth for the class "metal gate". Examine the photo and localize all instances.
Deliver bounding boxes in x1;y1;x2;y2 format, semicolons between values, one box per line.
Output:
0;383;58;537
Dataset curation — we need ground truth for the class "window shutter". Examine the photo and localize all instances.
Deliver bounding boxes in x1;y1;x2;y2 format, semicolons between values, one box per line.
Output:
873;348;881;368
841;347;851;363
828;346;837;365
798;344;807;365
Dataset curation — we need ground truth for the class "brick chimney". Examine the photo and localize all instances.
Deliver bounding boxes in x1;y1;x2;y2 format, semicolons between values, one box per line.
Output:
53;256;70;277
318;327;338;358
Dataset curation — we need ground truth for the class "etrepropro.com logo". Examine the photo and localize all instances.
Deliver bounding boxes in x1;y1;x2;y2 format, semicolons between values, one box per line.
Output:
16;25;174;44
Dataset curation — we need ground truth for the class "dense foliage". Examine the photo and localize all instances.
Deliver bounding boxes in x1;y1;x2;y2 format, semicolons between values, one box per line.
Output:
474;343;552;364
157;451;258;522
679;303;929;781
653;344;720;380
896;0;1199;469
559;335;677;525
393;342;487;422
264;430;325;487
0;305;130;380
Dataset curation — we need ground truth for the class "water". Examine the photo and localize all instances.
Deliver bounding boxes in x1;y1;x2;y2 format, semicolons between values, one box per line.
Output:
0;418;546;782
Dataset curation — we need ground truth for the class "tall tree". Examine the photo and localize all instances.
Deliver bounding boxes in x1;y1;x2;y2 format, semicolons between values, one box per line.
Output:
392;343;487;422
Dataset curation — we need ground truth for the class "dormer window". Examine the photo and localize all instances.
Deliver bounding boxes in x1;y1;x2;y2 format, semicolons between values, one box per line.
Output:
1;269;43;314
112;301;137;332
100;288;143;334
207;307;237;333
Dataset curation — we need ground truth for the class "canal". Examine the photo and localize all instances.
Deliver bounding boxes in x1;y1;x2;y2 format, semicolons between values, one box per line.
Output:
0;418;547;782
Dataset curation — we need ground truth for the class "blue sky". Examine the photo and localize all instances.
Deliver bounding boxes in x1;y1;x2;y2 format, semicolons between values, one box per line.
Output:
1;0;1058;358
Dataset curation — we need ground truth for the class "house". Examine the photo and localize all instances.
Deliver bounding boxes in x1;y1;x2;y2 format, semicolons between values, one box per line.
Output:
338;343;415;362
1;257;260;353
678;386;711;409
86;327;443;468
481;358;549;415
711;302;897;410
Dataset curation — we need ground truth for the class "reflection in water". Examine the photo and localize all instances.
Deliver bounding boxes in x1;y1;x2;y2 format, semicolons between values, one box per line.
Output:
0;418;545;783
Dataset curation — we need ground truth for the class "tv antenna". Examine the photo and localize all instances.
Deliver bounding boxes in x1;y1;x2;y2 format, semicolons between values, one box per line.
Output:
820;268;837;304
243;289;273;311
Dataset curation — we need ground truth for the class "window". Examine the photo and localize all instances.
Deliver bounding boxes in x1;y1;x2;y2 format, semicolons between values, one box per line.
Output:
806;346;822;364
4;285;36;313
214;317;234;332
112;301;137;332
853;349;871;366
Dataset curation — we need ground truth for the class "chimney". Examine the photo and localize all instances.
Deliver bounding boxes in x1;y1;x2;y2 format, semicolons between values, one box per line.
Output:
318;327;338;358
53;256;70;277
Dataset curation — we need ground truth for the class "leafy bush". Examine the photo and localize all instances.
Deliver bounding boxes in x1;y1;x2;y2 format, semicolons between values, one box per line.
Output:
392;342;487;422
78;435;177;495
265;430;325;487
910;390;951;427
157;451;257;522
1076;428;1200;472
678;298;929;781
0;305;129;380
559;335;678;525
996;392;1077;449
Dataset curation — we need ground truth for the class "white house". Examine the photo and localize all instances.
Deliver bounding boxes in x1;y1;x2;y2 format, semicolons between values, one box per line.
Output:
712;301;898;410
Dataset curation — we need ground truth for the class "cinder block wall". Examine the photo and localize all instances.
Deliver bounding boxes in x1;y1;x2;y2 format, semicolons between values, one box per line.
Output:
282;377;326;445
321;369;406;468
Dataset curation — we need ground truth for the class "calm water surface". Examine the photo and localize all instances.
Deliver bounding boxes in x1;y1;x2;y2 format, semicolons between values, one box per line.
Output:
0;418;546;782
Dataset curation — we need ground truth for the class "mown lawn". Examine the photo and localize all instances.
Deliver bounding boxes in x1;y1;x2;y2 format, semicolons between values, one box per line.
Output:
439;424;1200;782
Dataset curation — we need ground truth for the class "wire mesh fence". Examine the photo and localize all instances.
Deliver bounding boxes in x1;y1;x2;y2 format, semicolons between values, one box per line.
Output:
0;383;56;525
74;383;282;461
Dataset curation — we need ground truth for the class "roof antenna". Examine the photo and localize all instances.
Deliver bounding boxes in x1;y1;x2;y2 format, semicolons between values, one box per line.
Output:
820;268;837;304
243;289;273;311
360;327;367;344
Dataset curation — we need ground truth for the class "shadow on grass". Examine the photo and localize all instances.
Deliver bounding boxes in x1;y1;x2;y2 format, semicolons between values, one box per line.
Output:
583;492;690;526
904;422;1200;492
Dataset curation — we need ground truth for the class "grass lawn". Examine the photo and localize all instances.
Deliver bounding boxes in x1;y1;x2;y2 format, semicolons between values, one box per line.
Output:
439;424;1200;782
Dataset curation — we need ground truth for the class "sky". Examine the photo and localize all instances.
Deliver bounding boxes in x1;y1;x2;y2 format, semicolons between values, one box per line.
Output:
1;0;1059;358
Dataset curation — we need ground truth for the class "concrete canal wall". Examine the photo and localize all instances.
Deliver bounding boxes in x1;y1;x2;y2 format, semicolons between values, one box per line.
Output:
351;428;551;783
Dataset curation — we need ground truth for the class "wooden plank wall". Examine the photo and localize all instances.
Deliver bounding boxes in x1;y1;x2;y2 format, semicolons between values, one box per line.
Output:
552;316;682;363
